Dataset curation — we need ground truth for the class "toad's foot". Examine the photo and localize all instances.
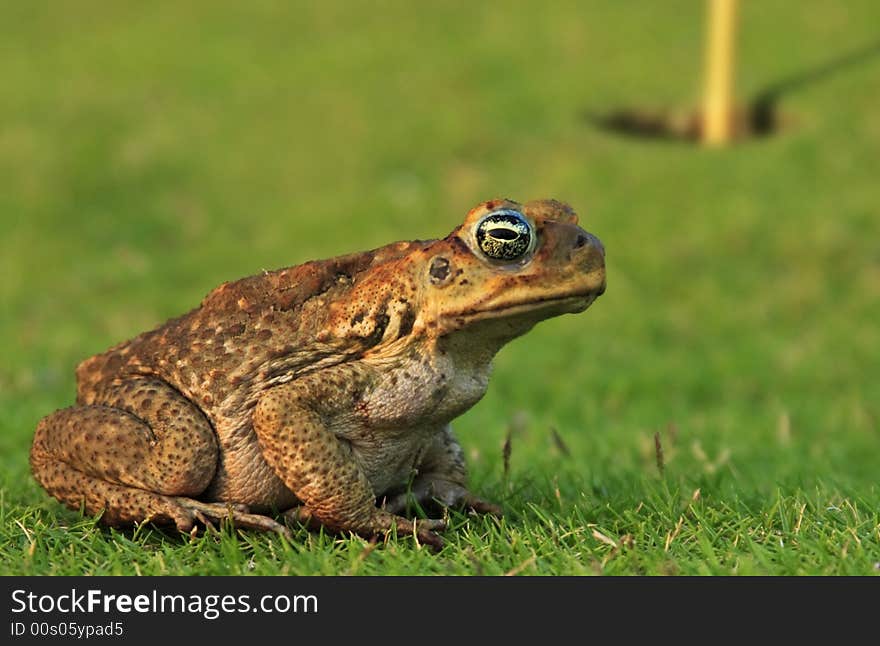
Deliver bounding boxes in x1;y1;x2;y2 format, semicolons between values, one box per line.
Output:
166;498;292;539
383;477;503;518
282;506;447;551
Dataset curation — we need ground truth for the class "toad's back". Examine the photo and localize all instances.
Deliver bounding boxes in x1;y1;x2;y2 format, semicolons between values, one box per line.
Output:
74;240;431;421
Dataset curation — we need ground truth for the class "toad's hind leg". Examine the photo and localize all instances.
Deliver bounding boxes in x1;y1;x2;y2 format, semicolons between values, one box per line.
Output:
31;378;288;536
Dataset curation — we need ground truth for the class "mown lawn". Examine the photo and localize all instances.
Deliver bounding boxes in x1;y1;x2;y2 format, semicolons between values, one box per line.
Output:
1;1;878;575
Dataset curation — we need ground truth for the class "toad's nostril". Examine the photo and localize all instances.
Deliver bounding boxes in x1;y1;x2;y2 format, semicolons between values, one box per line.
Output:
574;233;588;249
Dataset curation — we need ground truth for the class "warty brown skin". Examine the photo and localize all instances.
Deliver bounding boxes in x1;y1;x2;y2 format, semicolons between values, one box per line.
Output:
30;198;606;549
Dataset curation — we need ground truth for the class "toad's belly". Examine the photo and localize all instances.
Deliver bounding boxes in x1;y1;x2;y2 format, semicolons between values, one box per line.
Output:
351;430;436;497
201;424;298;511
202;422;433;510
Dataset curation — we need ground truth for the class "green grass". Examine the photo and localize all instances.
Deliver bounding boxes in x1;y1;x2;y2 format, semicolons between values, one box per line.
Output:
2;1;879;575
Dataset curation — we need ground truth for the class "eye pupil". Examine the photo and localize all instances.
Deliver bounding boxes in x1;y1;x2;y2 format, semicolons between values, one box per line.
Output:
476;210;533;261
487;228;518;241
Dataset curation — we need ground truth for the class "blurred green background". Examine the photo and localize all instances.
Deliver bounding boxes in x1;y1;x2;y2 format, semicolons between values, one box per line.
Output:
1;1;878;575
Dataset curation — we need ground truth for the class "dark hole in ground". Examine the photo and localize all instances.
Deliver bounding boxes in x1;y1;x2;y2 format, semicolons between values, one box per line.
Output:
586;39;880;144
586;104;783;143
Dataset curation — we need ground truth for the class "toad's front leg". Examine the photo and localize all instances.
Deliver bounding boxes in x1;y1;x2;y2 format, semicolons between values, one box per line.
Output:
253;370;446;550
383;425;503;517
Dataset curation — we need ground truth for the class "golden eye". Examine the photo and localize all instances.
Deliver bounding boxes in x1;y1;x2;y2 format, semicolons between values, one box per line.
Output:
476;210;533;261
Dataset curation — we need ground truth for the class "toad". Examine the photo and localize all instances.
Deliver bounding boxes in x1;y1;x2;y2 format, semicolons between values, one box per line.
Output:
31;198;606;549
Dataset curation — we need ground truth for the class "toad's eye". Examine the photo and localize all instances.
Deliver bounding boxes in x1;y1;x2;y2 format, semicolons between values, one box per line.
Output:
475;210;534;261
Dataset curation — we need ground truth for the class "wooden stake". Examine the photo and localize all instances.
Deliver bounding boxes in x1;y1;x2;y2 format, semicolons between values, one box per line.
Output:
701;0;739;146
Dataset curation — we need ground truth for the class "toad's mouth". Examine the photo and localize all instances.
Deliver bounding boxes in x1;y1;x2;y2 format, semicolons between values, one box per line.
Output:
446;286;605;324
